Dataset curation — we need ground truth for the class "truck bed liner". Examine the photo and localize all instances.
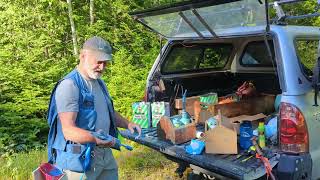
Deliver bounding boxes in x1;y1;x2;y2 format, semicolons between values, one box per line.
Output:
120;127;279;180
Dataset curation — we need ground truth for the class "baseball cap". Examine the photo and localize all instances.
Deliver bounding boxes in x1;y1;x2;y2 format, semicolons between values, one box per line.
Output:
83;36;113;61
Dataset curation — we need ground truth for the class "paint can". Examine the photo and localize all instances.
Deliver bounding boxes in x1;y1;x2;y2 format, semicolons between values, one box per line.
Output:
196;131;205;139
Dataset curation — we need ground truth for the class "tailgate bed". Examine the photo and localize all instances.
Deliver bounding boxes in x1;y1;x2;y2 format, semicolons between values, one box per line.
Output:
120;127;279;180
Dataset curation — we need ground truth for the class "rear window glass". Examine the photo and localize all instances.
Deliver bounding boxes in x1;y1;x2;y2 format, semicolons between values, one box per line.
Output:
240;41;275;67
161;43;232;74
295;40;318;78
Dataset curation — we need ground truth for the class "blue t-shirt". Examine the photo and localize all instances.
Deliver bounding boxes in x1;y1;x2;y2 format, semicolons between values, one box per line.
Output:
55;77;111;134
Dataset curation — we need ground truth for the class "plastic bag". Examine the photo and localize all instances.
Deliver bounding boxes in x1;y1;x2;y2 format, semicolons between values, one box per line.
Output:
185;139;205;155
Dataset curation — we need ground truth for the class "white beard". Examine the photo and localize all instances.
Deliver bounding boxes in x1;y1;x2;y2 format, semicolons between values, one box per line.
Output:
84;58;102;79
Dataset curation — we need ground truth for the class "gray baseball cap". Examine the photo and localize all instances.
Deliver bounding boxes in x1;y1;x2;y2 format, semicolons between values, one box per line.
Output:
83;36;112;61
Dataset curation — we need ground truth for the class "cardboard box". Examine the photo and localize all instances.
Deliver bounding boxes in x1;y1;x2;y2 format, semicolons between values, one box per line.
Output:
204;112;238;154
132;102;151;128
175;96;200;116
175;93;218;116
194;100;213;124
200;93;218;105
208;94;275;118
157;116;196;144
221;113;267;134
151;102;170;127
175;96;200;109
197;110;212;124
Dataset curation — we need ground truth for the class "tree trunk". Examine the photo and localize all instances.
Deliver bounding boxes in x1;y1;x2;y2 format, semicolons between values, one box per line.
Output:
67;0;78;57
90;0;94;25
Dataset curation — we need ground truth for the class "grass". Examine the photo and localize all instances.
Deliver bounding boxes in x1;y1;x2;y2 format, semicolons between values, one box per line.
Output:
114;143;185;180
0;143;186;180
0;149;47;180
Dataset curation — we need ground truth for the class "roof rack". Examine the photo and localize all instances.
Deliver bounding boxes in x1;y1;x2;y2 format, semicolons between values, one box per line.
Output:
270;0;320;24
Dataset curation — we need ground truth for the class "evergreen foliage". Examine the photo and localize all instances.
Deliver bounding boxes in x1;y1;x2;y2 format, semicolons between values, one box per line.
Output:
0;0;181;154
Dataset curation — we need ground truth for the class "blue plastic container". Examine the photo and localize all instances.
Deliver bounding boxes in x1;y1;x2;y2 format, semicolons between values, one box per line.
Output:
239;121;253;150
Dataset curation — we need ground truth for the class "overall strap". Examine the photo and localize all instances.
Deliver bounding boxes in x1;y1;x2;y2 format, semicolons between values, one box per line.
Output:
97;79;118;138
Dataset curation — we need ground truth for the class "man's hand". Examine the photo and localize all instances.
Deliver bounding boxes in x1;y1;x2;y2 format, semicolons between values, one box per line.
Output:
128;122;141;136
94;136;115;148
114;112;141;136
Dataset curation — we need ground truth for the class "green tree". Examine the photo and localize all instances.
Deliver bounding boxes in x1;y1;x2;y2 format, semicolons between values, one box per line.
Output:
0;0;172;154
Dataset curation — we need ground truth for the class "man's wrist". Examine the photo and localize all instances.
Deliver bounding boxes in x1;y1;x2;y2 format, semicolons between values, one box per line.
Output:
118;118;130;129
125;121;131;129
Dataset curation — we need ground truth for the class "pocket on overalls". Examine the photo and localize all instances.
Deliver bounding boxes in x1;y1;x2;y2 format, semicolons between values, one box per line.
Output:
78;92;97;130
56;144;88;173
82;93;94;109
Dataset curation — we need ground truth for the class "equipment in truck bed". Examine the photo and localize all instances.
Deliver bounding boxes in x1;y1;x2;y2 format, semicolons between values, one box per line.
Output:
120;127;279;179
125;0;320;178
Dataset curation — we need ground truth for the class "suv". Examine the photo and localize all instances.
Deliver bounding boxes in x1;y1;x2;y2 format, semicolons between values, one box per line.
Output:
120;0;320;179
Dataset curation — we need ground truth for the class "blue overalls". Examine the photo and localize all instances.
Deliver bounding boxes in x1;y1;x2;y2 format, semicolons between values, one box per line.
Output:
47;69;118;172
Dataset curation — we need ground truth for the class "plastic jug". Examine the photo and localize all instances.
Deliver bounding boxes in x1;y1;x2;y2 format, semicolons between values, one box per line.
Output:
239;121;253;150
258;122;266;148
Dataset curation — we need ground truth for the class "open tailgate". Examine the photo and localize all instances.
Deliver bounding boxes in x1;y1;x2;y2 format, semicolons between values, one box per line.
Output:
130;0;268;39
120;127;279;180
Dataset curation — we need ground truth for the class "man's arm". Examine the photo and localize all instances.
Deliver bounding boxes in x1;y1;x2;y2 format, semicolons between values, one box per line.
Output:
59;112;114;147
114;111;129;129
56;79;114;147
115;111;141;135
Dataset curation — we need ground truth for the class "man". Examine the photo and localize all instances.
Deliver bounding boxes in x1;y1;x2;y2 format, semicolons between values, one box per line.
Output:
47;36;141;179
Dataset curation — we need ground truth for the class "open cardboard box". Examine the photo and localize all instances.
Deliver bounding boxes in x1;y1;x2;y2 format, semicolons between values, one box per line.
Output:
204;112;266;154
204;111;238;154
222;113;267;134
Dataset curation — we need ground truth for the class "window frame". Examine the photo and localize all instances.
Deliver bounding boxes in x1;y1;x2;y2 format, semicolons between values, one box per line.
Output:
160;43;233;75
294;37;320;81
239;40;276;68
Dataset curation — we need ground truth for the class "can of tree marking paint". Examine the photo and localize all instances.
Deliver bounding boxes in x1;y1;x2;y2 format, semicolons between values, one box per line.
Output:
196;131;204;139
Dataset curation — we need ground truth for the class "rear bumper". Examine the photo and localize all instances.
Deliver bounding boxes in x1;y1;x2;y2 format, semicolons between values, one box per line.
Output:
277;153;312;180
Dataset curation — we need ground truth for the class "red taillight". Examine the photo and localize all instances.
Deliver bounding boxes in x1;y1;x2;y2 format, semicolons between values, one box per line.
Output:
280;102;309;153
